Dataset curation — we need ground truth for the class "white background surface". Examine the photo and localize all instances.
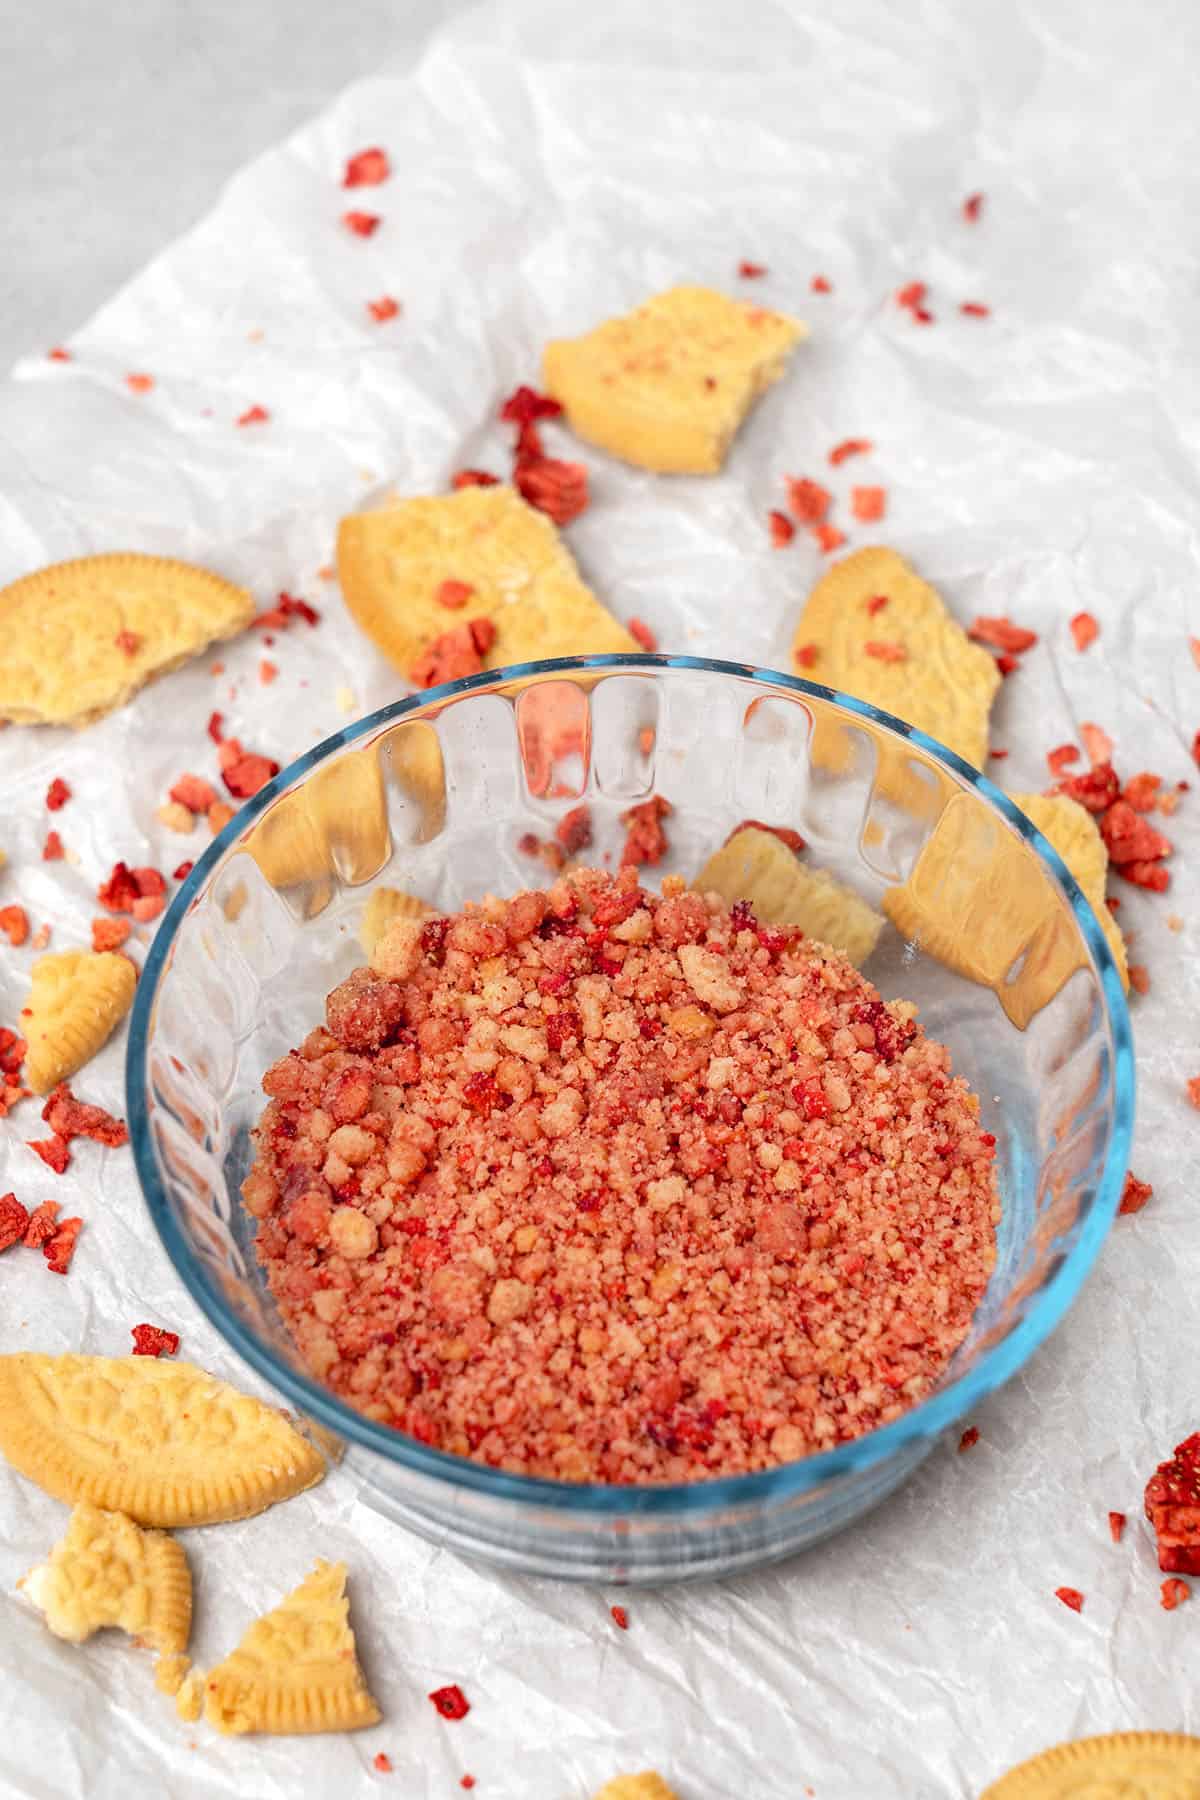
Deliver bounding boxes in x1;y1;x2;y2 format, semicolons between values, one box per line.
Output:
1;2;1199;1796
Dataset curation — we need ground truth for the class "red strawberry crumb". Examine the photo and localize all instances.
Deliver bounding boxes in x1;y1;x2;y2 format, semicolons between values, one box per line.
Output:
769;510;795;547
41;1084;127;1147
1056;762;1119;815
237;405;269;426
0;1194;30;1252
115;629;141;655
130;1323;180;1357
92;917;131;952
22;1201;59;1248
48;347;71;361
514;457;588;526
0;907;29;948
367;296;401;323
207;710;225;743
1099;802;1172;868
343;147;390;188
343;211;381;236
1128;965;1150;995
963;193;984;223
42;831;64;861
437;580;475;610
913;307;935;324
813;523;846;554
864;641;907;663
1069;612;1099;651
1080;722;1113;766
968;617;1038;653
851;486;886;522
222;753;281;800
794;644;819;670
958;1427;980;1452
1119;1172;1153;1215
170;773;219;812
452;469;500;489
988;749;1009;761
208;801;236;835
373;1753;392;1774
1145;1433;1200;1574
1161;1578;1191;1610
46;778;71;811
1047;744;1080;778
1121;772;1161;813
1185;1075;1200;1108
829;438;873;466
960;302;991;318
1054;1587;1084;1613
555;807;593;855
785;477;831;523
500;385;562;426
43;1216;83;1274
811;274;833;293
410;618;496;689
866;595;889;616
460;1781;476;1792
611;1604;629;1629
429;1686;470;1721
1119;858;1170;892
628;618;658;652
173;861;195;883
738;261;767;278
259;660;278;685
126;373;154;394
1109;1511;1126;1543
619;795;672;868
994;653;1019;677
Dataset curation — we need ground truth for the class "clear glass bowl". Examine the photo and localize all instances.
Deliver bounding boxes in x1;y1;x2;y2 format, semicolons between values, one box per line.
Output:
127;656;1133;1583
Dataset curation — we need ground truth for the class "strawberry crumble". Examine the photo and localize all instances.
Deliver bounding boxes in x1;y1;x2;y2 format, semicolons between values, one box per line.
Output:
243;868;999;1483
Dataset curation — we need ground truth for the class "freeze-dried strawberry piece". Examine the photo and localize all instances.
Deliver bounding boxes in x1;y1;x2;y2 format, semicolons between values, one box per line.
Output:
1161;1577;1191;1610
126;373;154;394
769;509;795;547
811;274;833;293
1145;1433;1200;1575
437;580;474;610
43;1216;82;1274
0;1030;25;1078
514;457;589;526
1099;801;1172;867
91;917;132;952
619;796;672;868
237;405;269;426
97;861;141;913
1054;1587;1084;1613
367;296;401;323
207;710;225;743
22;1200;60;1247
343;210;381;236
0;906;29;947
28;1133;70;1174
42;831;64;861
1118;858;1170;892
41;1082;128;1147
1046;744;1080;778
963;193;984;223
500;386;563;427
1108;1510;1126;1542
864;641;907;663
895;281;927;310
556;806;593;855
130;1323;180;1357
968;616;1038;653
1080;722;1112;766
851;486;886;522
785;477;831;524
738;261;767;278
0;1193;29;1252
960;302;991;318
813;523;846;554
628;617;657;652
958;1427;980;1452
829;438;873;466
793;644;819;670
45;778;71;811
114;629;141;655
1186;1076;1200;1110
994;653;1019;677
1121;772;1162;813
1119;1172;1153;1215
1069;611;1099;651
343;147;390;188
173;861;195;882
410;618;497;689
866;595;890;616
451;469;500;489
170;773;219;812
48;347;71;361
1129;965;1150;995
1057;762;1120;815
222;753;281;800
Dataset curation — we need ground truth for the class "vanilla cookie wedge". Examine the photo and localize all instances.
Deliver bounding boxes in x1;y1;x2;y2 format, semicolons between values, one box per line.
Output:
20;1502;192;1669
23;949;137;1093
1008;792;1128;987
543;285;806;473
203;1560;380;1736
0;1355;325;1527
0;554;254;727
693;827;884;966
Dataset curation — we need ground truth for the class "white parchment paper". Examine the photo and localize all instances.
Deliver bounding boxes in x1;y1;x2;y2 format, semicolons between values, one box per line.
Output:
2;3;1199;1795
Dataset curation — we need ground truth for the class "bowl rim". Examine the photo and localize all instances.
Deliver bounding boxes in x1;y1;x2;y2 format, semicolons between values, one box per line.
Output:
127;653;1135;1516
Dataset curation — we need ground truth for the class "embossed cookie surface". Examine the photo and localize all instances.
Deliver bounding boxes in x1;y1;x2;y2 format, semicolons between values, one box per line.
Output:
791;547;1000;770
203;1560;380;1736
979;1729;1200;1799
0;1354;324;1526
23;950;137;1093
21;1501;191;1663
1009;792;1127;987
694;827;884;966
360;887;430;958
593;1776;680;1800
0;554;254;727
337;484;635;679
543;284;806;473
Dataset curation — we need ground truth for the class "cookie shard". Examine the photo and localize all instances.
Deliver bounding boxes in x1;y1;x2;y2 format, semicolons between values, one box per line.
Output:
20;1501;191;1659
693;827;884;966
543;285;806;474
883;790;1111;1029
23;950;138;1093
203;1560;380;1736
0;1354;325;1527
593;1776;680;1800
0;553;254;728
792;547;1001;773
1009;792;1128;989
337;483;636;679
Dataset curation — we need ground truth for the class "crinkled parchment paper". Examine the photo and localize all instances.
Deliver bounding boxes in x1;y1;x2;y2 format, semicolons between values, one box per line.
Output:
1;3;1198;1795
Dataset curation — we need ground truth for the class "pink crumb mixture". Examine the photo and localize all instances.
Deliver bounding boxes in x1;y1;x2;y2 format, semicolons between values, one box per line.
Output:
243;867;998;1483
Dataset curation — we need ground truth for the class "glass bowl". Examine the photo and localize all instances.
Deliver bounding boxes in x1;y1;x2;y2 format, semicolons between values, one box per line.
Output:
127;656;1133;1583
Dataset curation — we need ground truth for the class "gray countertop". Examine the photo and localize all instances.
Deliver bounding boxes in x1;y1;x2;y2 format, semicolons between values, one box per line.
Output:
1;0;461;371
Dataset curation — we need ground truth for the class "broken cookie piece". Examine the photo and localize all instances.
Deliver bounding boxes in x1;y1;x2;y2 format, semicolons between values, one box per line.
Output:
693;826;883;966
